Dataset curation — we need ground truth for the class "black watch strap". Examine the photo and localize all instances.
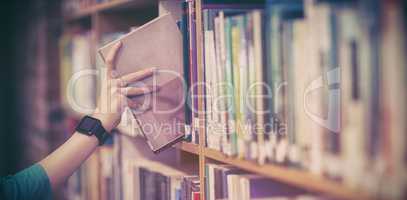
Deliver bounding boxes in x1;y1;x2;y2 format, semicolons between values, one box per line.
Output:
93;122;110;146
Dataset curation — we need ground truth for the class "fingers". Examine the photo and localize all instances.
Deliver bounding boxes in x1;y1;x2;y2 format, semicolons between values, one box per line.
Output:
105;41;122;77
126;99;153;114
119;67;156;87
122;86;158;96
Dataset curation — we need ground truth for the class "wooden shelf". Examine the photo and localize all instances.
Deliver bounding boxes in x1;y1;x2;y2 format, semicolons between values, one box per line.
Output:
64;0;156;22
175;142;200;155
203;147;372;200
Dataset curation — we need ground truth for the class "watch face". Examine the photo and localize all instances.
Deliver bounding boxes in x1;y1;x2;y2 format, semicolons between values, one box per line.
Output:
77;116;98;135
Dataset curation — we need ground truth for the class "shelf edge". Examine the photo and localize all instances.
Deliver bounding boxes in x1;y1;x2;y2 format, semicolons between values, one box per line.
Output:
203;148;373;200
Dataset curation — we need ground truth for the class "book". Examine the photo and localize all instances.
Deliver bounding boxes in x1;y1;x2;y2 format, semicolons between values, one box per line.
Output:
300;0;325;175
230;14;246;159
336;5;366;189
374;1;407;198
182;176;201;200
205;163;332;200
121;157;199;200
186;0;200;145
98;13;186;153
222;12;236;157
203;28;218;150
181;0;193;142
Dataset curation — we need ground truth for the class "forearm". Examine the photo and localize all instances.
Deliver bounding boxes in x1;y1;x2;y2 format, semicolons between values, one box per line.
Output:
38;113;115;190
38;131;98;189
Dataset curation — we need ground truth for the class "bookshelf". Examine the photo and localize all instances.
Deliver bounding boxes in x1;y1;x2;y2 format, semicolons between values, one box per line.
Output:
171;140;372;200
64;0;157;22
176;142;200;155
203;148;371;200
59;0;406;200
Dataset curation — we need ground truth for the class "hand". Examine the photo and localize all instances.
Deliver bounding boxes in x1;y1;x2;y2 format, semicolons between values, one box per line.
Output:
92;41;156;132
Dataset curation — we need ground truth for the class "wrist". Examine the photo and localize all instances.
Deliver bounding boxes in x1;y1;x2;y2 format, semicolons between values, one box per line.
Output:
90;113;117;132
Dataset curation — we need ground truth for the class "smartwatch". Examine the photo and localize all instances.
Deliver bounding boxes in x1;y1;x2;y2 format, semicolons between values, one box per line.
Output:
76;115;110;146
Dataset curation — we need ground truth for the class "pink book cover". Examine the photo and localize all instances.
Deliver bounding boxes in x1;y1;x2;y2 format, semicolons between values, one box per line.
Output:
98;13;186;153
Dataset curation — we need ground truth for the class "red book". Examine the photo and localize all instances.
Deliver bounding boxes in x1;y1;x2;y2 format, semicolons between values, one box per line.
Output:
192;192;200;200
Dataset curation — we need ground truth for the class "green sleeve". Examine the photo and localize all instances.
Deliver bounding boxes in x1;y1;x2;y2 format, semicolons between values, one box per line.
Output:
0;164;52;200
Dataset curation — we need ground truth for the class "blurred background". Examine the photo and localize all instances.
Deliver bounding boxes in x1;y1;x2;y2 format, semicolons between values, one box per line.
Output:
0;0;64;175
0;0;406;200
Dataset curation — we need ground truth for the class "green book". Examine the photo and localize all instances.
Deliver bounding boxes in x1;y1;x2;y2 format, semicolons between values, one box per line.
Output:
224;16;236;156
231;15;250;158
230;15;242;157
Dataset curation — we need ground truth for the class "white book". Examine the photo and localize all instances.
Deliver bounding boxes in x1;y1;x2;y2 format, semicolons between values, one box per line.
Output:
303;0;326;175
204;30;217;150
292;15;311;169
336;7;366;189
252;10;266;164
214;16;227;151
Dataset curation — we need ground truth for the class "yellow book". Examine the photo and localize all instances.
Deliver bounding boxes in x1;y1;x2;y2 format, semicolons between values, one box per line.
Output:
231;16;244;158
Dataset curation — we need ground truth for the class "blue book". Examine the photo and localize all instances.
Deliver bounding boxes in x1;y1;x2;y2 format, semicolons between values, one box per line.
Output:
181;1;192;141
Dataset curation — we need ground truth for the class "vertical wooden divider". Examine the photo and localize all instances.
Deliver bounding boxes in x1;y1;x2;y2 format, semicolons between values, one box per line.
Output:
89;12;101;200
195;0;206;200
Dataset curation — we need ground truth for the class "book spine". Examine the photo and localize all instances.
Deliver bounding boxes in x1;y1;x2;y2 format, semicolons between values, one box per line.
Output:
214;15;224;151
245;11;257;161
203;9;209;148
204;30;216;150
252;10;266;165
230;16;242;157
235;15;248;159
224;16;235;157
239;14;250;160
182;1;192;142
379;2;407;197
218;11;231;156
188;0;199;145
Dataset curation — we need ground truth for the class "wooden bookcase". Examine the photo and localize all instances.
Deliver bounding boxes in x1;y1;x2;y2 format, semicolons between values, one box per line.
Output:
63;0;374;200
